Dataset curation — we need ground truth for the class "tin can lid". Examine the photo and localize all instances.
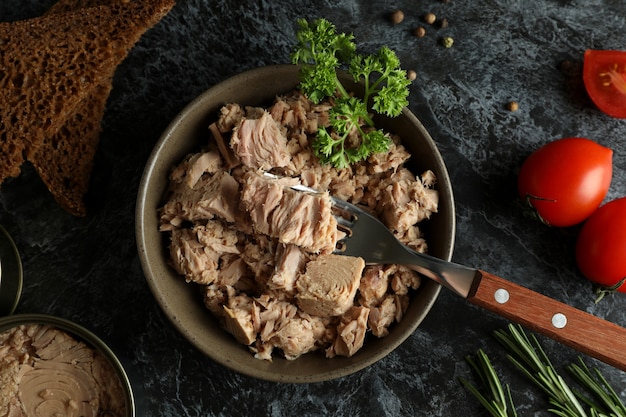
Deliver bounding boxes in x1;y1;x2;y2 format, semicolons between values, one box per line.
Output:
0;226;23;316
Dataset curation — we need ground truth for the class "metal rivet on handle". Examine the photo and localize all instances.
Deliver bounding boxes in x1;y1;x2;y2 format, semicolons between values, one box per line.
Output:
494;288;509;304
552;313;567;329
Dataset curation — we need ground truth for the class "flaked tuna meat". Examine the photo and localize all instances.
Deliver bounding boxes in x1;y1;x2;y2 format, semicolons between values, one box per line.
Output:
252;297;329;360
31;326;93;362
194;171;240;222
395;228;428;256
368;295;401;337
358;265;392;307
202;284;231;316
158;90;440;361
251;340;274;361
270;93;316;135
223;294;256;345
296;254;365;318
297;163;370;204
361;290;409;339
268;244;305;293
216;256;250;288
422;169;437;187
231;111;290;170
328;170;358;202
209;123;239;169
255;297;299;342
286;149;314;174
327;306;370;358
269;92;331;137
196;221;240;254
390;266;422;295
169;150;223;189
380;169;439;233
366;141;411;174
239;170;297;233
240;170;339;254
169;228;220;285
160;170;240;230
240;235;277;286
169;222;242;285
216;103;244;133
267;319;318;360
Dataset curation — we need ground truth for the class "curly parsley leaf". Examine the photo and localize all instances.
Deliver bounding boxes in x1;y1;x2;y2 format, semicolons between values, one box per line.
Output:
349;47;411;117
291;18;410;168
312;96;391;169
291;18;355;104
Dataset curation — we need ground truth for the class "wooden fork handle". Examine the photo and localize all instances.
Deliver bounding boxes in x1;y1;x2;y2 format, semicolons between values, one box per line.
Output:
467;269;626;372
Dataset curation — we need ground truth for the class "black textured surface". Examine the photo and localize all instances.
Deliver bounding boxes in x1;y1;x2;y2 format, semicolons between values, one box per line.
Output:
1;1;625;416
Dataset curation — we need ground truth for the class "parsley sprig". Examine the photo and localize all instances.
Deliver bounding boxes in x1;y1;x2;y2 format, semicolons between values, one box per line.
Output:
291;18;411;169
461;324;626;417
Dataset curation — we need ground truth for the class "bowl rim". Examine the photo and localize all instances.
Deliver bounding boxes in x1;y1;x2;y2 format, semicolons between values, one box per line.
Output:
136;64;455;382
0;225;23;316
0;313;135;416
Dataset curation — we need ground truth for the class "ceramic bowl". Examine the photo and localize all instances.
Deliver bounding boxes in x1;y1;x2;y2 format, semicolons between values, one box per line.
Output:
136;64;455;383
0;313;135;416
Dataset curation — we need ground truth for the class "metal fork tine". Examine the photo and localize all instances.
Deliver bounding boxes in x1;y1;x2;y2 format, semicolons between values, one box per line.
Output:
334;215;353;228
329;196;359;213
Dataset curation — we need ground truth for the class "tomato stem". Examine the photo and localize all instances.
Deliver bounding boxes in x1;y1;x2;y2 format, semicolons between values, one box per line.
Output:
593;276;626;303
524;193;557;203
523;194;556;226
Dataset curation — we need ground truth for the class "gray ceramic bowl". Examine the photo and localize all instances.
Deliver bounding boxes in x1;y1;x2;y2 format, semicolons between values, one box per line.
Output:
136;64;455;383
0;313;135;416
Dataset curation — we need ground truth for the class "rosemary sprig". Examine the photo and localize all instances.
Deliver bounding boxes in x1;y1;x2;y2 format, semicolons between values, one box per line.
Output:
460;348;518;417
461;324;626;417
567;358;626;417
493;324;589;417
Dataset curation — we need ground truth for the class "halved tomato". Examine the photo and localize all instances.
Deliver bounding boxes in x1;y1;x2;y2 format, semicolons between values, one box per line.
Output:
583;49;626;118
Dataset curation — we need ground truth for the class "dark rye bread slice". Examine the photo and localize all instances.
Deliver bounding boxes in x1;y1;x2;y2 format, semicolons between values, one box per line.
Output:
0;0;175;214
29;0;174;216
30;82;113;216
37;1;112;217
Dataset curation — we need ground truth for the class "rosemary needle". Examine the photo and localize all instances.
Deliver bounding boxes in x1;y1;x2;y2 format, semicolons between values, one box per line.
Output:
460;349;517;417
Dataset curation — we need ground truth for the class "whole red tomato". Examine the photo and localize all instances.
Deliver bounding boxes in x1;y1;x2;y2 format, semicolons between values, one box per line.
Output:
517;137;613;227
576;197;626;293
583;49;626;118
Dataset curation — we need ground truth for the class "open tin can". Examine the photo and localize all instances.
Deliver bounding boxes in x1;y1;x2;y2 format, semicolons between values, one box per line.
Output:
0;314;135;417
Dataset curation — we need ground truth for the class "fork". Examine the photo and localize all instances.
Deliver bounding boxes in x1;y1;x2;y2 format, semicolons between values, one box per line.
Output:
329;195;626;372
